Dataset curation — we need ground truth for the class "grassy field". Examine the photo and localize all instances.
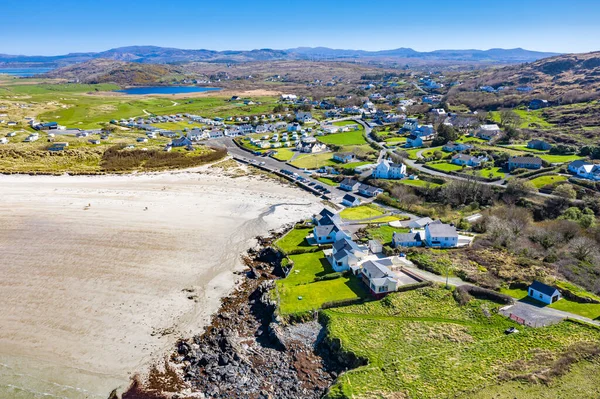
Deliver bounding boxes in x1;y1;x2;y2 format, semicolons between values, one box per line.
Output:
538;154;583;163
529;174;568;188
470;166;506;179
290;152;337;169
395;179;443;188
323;287;600;399
340;204;386;220
317;130;368;146
274;227;313;254
271;148;295;161
317;177;339;186
365;224;409;245
427;162;464;172
338;161;370;170
490;109;553;129
274;227;368;315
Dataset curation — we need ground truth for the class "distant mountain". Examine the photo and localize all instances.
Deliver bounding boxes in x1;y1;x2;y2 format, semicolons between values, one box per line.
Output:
0;46;559;68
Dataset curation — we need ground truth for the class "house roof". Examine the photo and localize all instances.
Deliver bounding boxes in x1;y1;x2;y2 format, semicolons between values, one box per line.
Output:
333;237;360;253
409;217;433;228
452;154;472;162
529;280;559;297
343;194;358;203
426;221;457;237
318;208;334;218
315;224;338;237
569;160;590;169
358;184;383;195
334;152;354;158
362;260;395;281
393;231;422;244
340;178;359;187
509;156;543;165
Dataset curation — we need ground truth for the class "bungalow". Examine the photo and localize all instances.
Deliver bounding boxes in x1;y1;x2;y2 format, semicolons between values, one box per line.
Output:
528;280;562;305
372;159;407;179
476;124;501;141
360;259;398;299
328;237;365;272
508;156;543;171
313;224;341;244
358;184;383;197
527;139;551;151
451;154;488;167
405;134;423;148
443;141;472;152
171;136;193;148
424;220;458;248
339;178;360;191
392;231;422;248
568;160;592;174
333;152;355;163
342;194;361;207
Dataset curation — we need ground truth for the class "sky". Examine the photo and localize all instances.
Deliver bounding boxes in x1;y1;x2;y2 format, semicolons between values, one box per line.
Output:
1;0;599;55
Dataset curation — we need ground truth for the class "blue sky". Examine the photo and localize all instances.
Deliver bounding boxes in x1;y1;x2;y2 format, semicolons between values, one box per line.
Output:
2;0;599;55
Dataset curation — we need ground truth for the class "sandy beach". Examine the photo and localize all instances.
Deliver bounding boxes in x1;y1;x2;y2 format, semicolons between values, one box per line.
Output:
0;166;321;399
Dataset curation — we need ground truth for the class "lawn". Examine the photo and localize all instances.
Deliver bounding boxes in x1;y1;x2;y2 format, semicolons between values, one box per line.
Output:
323;287;600;399
471;166;506;179
318;130;368;146
384;137;406;145
537;154;583;163
338;161;370;170
395;179;442;188
290;152;337;169
427;162;464;172
489;109;553;129
529;174;568;188
317;177;339;187
366;224;409;245
274;227;313;254
271;148;295;161
340;204;385;220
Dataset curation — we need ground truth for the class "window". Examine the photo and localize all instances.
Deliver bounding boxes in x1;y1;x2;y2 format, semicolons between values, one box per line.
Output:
539;293;543;299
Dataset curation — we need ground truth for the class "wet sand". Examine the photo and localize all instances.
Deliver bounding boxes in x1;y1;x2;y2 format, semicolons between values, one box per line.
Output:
0;168;320;398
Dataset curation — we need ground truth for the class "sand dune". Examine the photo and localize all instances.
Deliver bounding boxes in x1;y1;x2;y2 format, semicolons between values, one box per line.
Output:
0;167;320;399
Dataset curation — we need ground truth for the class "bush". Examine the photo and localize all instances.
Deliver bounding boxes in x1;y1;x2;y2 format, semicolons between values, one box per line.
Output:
315;271;346;282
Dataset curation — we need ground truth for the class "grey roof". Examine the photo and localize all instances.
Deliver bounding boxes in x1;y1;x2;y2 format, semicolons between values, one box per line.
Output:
340;178;359;187
409;217;433;228
530;280;559;297
452;154;471;162
358;184;382;195
333;237;360;253
334;152;354;157
315;224;337;237
393;232;422;245
569;160;590;169
343;194;358;203
426;221;457;237
362;260;393;280
509;156;543;165
333;248;351;261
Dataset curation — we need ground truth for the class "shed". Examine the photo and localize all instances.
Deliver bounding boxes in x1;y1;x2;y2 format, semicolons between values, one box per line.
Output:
528;280;561;305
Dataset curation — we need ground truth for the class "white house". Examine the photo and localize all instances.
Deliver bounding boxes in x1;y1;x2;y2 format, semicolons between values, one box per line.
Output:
577;164;600;180
443;142;472;152
405;135;423;148
372;159;407;179
451;154;488;167
333;152;355;163
568;160;591;174
408;217;434;229
295;111;312;123
313;223;344;244
342;194;361;207
403;118;419;132
328;236;366;272
339;178;360;191
296;141;326;153
358;184;384;197
476;124;501;140
528;280;562;305
424;220;458;248
359;259;398;298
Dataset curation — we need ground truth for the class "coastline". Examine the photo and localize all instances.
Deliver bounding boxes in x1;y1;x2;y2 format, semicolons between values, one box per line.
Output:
0;163;322;399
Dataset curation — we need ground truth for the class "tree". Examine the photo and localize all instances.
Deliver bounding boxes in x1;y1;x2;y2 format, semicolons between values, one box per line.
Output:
504;179;536;203
554;184;577;200
499;109;521;128
431;124;459;146
569;237;597;261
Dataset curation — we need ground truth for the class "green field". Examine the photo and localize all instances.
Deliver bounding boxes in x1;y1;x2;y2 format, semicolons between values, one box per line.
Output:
490;109;553;129
323;287;600;398
318;130;368;146
271;148;295;161
274;227;313;254
340;204;386;220
395;179;443;188
317;177;339;186
365;224;409;245
338;161;370;170
290;152;337;169
470;166;506;179
538;154;583;163
529;174;568;188
427;162;464;172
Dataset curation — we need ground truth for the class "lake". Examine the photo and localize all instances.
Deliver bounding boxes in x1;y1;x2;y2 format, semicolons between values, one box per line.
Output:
0;68;54;77
117;86;221;95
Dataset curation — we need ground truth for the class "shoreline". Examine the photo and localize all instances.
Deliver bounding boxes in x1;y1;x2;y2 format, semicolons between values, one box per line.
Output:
0;164;322;399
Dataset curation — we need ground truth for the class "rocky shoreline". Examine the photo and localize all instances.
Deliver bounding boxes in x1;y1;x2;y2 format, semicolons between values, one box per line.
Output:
118;227;354;399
